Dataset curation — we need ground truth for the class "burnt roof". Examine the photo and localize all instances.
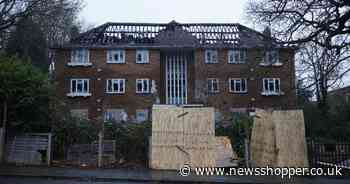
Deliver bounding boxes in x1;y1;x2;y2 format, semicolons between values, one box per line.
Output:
56;21;289;49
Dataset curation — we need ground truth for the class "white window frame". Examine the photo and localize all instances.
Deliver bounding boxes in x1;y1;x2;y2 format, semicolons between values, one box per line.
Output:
135;109;149;123
228;49;247;64
106;79;125;94
205;49;218;63
136;50;149;64
104;109;127;122
136;78;150;94
261;49;282;66
229;78;248;93
67;79;91;97
68;49;91;66
262;78;283;96
107;49;125;64
207;78;220;93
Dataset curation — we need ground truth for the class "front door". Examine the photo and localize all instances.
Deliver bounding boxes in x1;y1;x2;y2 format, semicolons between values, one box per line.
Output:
165;52;188;104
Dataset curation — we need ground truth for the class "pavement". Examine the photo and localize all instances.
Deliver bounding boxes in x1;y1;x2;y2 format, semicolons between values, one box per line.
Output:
0;165;349;184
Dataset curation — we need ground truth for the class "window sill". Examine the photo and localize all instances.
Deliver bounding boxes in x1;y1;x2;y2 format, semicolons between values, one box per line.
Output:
261;91;285;96
135;61;150;64
259;62;271;66
228;62;246;64
106;92;125;95
230;91;248;94
259;62;283;67
67;62;93;67
107;61;125;64
272;62;283;66
67;93;92;97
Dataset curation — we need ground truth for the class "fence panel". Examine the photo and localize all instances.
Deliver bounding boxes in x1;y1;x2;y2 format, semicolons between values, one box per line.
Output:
308;139;350;171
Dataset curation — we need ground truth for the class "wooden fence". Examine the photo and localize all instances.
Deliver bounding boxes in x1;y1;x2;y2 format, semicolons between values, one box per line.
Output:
6;133;52;166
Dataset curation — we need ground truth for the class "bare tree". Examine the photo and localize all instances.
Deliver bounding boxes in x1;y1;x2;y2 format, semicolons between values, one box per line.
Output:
0;0;42;31
297;40;350;110
246;0;350;49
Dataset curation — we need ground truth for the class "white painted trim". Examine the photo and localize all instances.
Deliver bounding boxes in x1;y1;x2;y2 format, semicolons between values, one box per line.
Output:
184;55;188;104
136;78;150;94
165;54;188;104
106;79;126;94
136;49;149;64
228;49;247;64
205;49;218;63
70;49;90;65
165;56;168;103
207;78;220;93
229;78;248;93
67;62;92;66
262;78;281;94
66;92;92;97
106;49;125;64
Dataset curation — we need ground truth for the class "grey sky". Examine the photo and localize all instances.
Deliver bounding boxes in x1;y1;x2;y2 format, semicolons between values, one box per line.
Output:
81;0;249;26
80;0;350;88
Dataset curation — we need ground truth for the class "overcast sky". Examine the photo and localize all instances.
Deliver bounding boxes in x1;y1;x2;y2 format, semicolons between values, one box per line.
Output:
80;0;349;87
81;0;250;26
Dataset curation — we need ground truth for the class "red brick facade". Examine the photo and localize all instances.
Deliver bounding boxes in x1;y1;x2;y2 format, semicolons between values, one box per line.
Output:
54;47;297;121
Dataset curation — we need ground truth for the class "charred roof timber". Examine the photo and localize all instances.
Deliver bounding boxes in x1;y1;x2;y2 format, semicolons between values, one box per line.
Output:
58;21;289;49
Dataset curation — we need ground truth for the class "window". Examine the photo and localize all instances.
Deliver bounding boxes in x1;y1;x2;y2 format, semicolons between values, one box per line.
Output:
69;49;91;66
261;49;281;66
262;78;282;95
205;49;218;63
106;79;125;94
136;109;149;123
228;49;247;64
136;50;149;63
67;79;91;97
207;78;219;93
104;109;127;122
229;78;247;93
136;78;150;93
107;50;125;63
70;109;88;120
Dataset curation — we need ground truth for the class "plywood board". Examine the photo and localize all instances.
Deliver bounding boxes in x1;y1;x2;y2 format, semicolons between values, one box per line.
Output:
273;110;309;167
250;109;308;168
216;136;238;167
150;105;216;170
250;109;277;167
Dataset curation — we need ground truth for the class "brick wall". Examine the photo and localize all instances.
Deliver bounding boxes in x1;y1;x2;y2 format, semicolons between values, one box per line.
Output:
193;48;297;111
54;47;296;120
55;49;160;120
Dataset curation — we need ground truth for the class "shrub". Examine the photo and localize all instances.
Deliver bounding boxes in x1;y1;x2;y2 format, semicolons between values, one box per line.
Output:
52;116;100;159
104;121;151;163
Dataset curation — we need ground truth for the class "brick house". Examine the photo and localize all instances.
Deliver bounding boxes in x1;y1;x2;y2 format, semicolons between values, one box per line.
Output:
53;21;297;122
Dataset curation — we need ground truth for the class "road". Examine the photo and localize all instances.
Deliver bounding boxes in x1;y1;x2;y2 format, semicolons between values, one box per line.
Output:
0;176;158;184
